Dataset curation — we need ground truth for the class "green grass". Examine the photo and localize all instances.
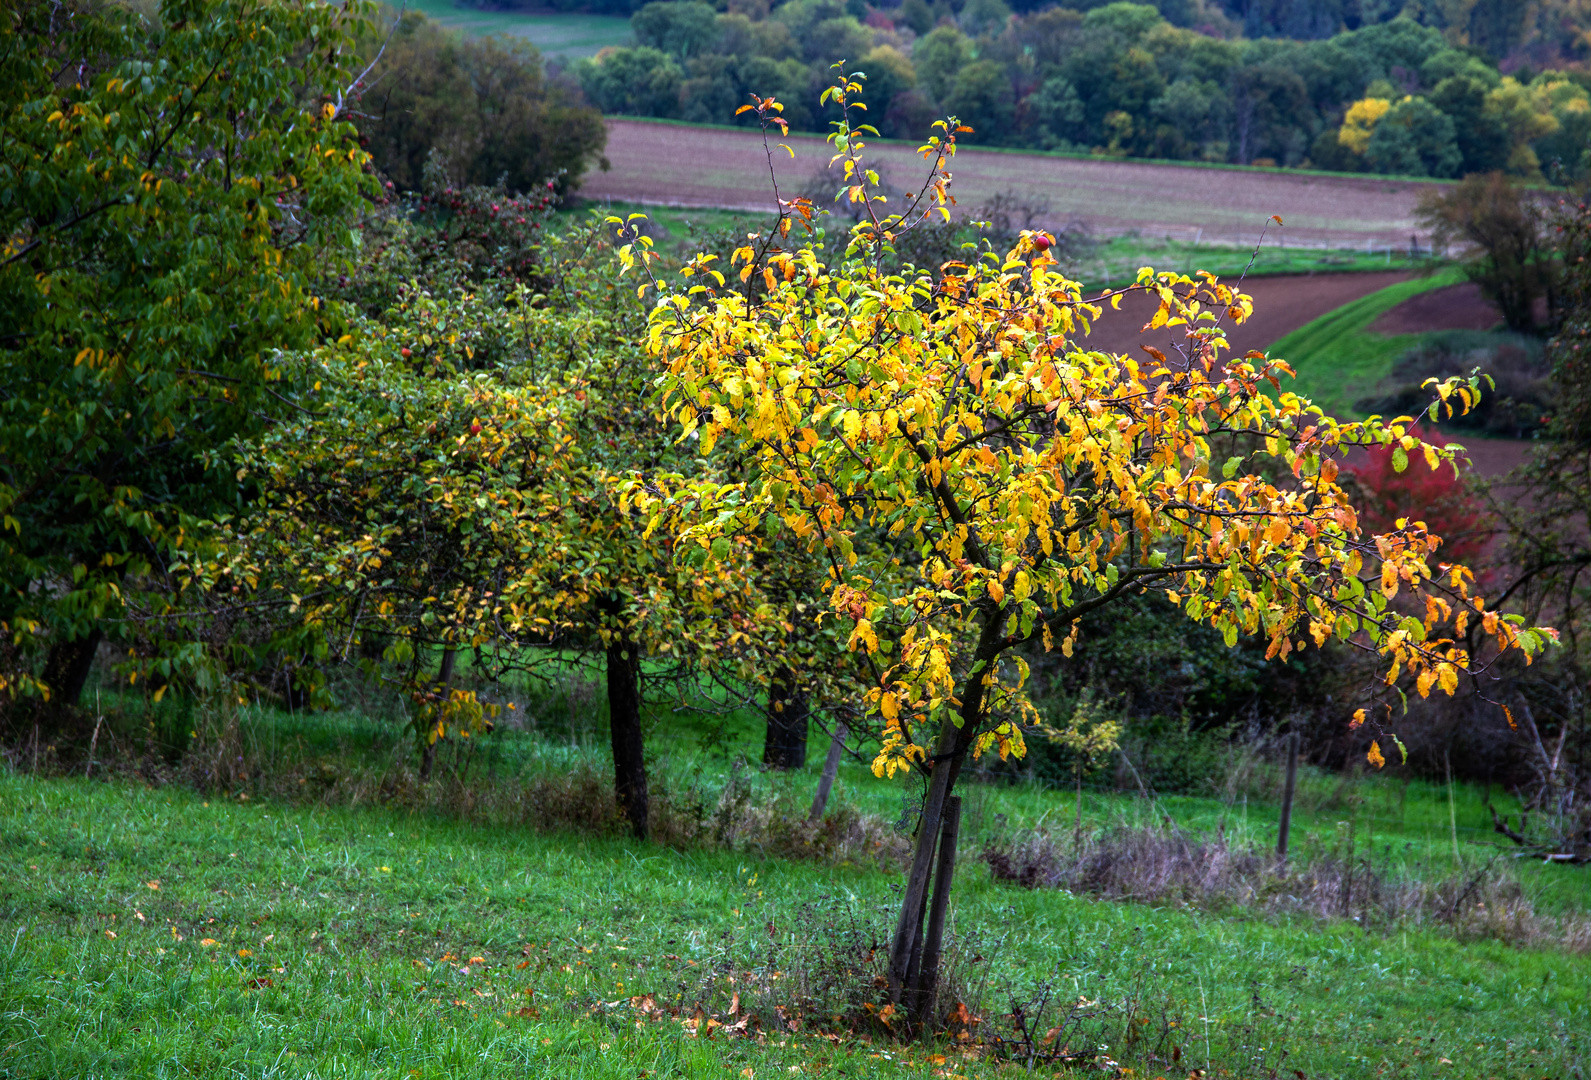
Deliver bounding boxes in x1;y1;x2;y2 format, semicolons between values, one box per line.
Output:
1088;232;1431;289
566;199;1437;292
2;693;1586;1079
1267;266;1469;415
403;0;630;57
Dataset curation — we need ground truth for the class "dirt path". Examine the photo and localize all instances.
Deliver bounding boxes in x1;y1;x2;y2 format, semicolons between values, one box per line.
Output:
585;119;1444;249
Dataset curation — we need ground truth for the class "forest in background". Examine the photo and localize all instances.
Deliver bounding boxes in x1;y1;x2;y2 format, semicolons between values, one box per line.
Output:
543;0;1591;179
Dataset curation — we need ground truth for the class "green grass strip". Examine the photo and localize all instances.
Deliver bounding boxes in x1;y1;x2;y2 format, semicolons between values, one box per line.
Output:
1270;265;1469;415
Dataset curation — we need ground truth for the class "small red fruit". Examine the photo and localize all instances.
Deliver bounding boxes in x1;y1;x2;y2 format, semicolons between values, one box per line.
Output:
470;422;481;435
1033;232;1053;250
401;347;411;357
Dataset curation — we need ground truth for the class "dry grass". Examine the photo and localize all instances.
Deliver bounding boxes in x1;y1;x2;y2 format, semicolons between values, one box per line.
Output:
146;705;915;872
982;824;1591;953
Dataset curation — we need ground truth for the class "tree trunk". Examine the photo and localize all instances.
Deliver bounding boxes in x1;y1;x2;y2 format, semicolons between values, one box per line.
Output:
762;667;809;770
887;617;1001;1002
419;644;458;783
910;794;962;1028
42;627;102;711
607;634;648;839
808;722;848;822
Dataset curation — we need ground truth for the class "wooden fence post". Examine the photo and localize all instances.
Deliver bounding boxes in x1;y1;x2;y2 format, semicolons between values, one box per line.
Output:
1276;731;1299;863
808;722;847;822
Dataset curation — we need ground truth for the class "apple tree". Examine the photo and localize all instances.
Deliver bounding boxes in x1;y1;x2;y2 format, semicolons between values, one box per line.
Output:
638;72;1556;1025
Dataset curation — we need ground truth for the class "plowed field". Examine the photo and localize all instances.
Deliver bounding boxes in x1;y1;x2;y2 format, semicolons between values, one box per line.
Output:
584;119;1445;249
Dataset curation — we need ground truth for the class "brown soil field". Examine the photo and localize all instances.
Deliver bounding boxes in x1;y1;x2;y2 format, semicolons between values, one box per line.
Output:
1079;270;1414;358
1369;282;1501;334
1066;274;1532;477
584;119;1444;249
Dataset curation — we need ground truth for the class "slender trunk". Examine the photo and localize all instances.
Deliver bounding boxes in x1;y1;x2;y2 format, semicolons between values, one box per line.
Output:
607;634;648;839
762;667;810;770
1276;730;1299;864
419;644;458;782
808;722;847;822
887;617;1001;1001
910;795;962;1028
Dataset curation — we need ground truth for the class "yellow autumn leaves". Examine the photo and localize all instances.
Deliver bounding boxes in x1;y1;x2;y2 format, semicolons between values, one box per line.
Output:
641;224;1555;781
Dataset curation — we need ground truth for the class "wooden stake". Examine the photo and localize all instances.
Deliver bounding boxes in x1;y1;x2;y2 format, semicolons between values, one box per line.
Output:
808;722;847;822
911;795;962;1029
1276;731;1299;863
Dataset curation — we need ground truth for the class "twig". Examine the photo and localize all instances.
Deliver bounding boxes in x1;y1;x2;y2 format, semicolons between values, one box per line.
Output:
85;692;104;778
332;5;405;120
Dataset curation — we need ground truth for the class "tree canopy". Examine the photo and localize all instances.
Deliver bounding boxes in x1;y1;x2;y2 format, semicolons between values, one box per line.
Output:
0;0;372;710
576;2;1590;180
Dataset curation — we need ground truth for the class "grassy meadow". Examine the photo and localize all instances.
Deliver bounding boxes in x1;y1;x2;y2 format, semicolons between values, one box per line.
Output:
402;0;631;56
1;687;1586;1079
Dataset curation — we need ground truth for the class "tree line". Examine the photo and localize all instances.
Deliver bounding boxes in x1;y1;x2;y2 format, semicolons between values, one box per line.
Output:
572;0;1589;180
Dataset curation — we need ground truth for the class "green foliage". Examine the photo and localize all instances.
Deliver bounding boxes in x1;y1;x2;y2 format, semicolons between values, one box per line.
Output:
632;0;722;59
225;247;720;702
0;0;372;702
570;1;1586;180
579;44;685;117
1356;330;1552;438
1365;95;1462;177
355;11;606;196
318;178;562;319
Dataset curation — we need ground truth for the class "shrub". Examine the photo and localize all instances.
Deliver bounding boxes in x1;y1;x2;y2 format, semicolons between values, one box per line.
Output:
981;823;1591;950
1344;420;1493;565
1355;330;1552;439
319;169;562;315
356;12;606;196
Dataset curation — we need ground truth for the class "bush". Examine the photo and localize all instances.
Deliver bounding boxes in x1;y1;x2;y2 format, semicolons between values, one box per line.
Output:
1355;330;1552;439
318;170;563;317
981;823;1591;950
356;12;606;196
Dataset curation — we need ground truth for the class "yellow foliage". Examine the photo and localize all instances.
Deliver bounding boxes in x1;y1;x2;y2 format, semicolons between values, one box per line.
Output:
1338;97;1391;155
624;83;1553;778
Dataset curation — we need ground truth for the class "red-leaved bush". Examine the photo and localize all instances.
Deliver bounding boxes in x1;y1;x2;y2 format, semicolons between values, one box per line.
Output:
1348;424;1492;566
